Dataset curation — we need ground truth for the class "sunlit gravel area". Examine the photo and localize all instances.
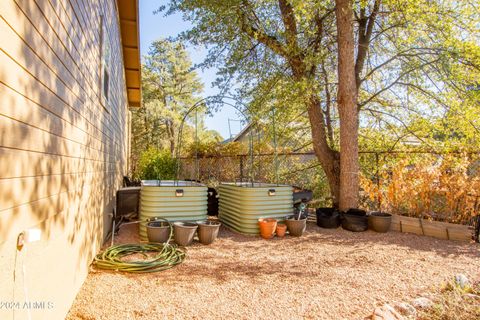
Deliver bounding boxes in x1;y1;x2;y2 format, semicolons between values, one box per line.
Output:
67;222;480;320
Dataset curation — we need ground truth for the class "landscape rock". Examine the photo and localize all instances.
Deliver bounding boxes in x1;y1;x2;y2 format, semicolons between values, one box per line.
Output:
454;274;470;289
411;297;433;309
393;302;417;317
372;304;405;320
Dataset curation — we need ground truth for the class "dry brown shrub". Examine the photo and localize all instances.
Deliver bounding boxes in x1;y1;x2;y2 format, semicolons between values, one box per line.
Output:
361;153;480;223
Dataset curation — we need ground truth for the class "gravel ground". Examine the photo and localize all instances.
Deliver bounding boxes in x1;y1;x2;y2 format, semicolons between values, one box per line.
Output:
67;222;480;320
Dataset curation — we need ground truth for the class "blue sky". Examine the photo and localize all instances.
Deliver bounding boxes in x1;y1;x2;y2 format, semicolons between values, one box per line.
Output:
139;0;244;139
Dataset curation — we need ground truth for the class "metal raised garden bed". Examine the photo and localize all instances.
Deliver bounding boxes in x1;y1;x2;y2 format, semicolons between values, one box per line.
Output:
218;182;293;234
139;180;208;241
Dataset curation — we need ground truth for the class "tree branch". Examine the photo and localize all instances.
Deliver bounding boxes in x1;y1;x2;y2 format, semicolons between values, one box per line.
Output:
362;48;439;83
278;0;299;51
311;8;335;54
238;1;289;58
278;0;306;76
321;64;334;146
363;107;432;148
359;58;440;109
355;0;381;88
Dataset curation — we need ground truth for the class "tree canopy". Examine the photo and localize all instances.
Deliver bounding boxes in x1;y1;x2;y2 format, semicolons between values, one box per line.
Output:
131;39;220;174
156;0;479;207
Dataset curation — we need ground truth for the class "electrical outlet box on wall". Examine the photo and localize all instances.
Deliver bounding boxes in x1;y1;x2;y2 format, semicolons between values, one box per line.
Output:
17;228;42;250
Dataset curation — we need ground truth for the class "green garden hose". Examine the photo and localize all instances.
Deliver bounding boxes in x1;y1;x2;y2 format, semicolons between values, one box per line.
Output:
94;218;186;273
93;243;185;273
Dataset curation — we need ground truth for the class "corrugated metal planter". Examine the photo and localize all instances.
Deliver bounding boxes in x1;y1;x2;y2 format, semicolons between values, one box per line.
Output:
218;182;293;234
139;180;208;241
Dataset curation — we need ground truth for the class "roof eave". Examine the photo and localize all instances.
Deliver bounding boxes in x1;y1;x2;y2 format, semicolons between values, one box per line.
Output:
117;0;141;108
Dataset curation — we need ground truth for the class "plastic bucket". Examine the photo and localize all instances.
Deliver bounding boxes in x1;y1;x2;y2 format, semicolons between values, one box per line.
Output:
174;222;198;246
197;221;221;245
146;220;170;243
286;218;307;236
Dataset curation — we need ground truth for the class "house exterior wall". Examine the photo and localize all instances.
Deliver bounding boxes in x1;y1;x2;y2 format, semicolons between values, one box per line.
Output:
0;0;130;319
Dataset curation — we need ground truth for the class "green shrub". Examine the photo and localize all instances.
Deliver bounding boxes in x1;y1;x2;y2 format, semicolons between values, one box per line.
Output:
137;147;177;180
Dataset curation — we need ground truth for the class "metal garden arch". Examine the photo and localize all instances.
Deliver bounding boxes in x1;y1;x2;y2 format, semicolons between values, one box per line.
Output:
174;95;279;185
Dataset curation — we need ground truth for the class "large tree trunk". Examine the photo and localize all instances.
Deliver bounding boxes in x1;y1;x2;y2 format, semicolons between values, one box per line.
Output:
306;94;341;207
239;0;355;208
335;0;360;211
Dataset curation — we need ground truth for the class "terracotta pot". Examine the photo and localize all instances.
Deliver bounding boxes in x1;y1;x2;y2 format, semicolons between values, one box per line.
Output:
276;224;287;237
258;218;277;239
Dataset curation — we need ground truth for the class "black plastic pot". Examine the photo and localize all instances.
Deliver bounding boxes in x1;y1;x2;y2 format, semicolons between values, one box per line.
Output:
475;215;480;243
341;209;368;232
207;187;219;216
346;208;367;216
293;186;313;203
316;208;341;229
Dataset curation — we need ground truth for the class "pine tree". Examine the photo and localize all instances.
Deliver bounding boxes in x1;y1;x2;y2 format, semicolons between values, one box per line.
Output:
131;39;204;172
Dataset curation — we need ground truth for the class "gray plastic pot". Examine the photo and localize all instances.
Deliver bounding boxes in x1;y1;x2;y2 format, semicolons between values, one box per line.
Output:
286;218;307;236
368;212;392;233
146;221;170;243
197;221;221;245
173;222;198;246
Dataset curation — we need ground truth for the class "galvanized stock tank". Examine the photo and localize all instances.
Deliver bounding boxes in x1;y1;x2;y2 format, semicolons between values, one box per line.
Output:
218;182;293;234
139;180;208;240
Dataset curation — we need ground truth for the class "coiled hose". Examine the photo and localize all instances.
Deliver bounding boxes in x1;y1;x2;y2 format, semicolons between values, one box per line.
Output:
93;218;186;273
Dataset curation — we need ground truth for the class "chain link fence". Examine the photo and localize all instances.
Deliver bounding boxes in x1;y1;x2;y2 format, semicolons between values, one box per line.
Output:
179;151;480;227
179;152;326;193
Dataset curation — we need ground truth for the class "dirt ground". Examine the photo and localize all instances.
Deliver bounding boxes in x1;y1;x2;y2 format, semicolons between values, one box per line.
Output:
67;222;480;320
